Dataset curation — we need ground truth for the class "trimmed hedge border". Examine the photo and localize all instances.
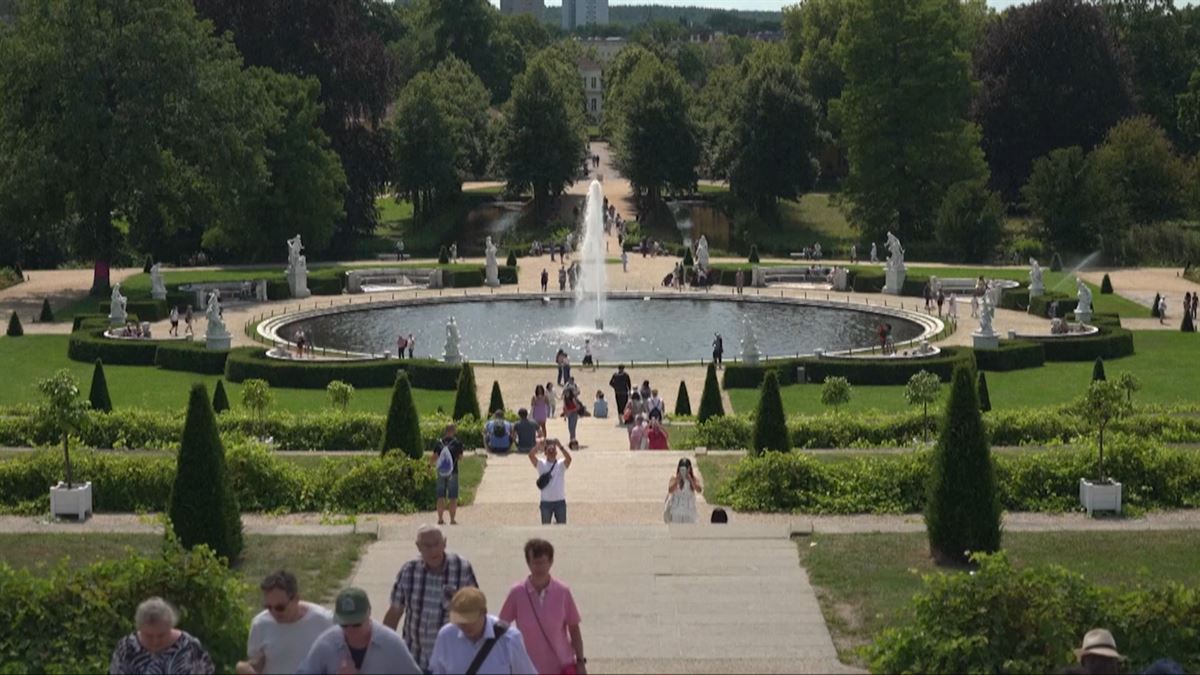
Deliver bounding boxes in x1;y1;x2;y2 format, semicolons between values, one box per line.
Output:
224;348;461;389
67;329;163;366
1027;325;1135;362
722;347;976;388
973;340;1045;371
154;341;230;374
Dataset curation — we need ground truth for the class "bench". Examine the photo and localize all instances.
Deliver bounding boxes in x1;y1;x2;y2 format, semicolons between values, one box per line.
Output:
178;280;267;308
345;267;438;293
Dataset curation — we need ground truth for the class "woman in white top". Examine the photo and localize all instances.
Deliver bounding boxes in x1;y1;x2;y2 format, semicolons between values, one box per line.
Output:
664;458;702;524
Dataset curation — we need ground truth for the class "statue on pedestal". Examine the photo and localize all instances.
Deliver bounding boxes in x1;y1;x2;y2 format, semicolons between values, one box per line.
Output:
1029;258;1044;297
882;231;906;295
108;284;128;325
484;236;500;287
740;318;761;365
870;242;878;263
978;293;995;336
696;235;710;269
1075;277;1093;324
149;263;167;300
286;234;311;298
885;231;905;271
442;317;463;364
205;290;228;338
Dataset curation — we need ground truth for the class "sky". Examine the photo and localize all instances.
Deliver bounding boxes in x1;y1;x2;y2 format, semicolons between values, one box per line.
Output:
488;0;1032;11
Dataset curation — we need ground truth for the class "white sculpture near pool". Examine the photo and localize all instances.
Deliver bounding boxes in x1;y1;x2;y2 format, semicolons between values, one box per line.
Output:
108;284;127;326
286;234;311;299
882;231;906;295
1029;258;1044;298
150;263;167;300
205;289;231;350
485;236;500;287
443;317;463;364
972;293;998;349
1075;277;1093;325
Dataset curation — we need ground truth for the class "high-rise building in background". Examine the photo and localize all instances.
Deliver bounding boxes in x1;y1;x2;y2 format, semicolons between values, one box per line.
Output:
500;0;545;18
562;0;607;30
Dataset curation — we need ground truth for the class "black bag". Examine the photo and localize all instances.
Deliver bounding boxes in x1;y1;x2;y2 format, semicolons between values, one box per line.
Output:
536;460;557;490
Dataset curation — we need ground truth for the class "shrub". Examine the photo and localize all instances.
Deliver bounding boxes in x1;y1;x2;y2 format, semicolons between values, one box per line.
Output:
820;376;851;411
67;328;160;366
505;250;517;267
6;311;22;337
977;371;991;412
748;245;759;264
487;380;505;415
674;381;692;416
143;254;153;273
212;380;231;414
698;363;725;422
98;299;168;321
452;363;480;421
752;371;790;454
1029;325;1134;361
1050;252;1063;271
327;380;354;412
438;245;449;264
154;341;229;374
1151;292;1162;317
925;365;1001;565
1092;356;1107;381
935;179;1004;263
240;379;273;418
88;359;112;413
904;370;941;441
1183;310;1195;332
381;373;423;459
1100;273;1113;293
722;349;977;389
972;341;1045;371
38;298;53;322
169;384;243;562
224;348;459;389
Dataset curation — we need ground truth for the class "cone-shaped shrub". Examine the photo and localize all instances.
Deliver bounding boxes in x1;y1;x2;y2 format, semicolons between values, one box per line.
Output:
674;380;692;416
748;245;760;264
1092;357;1106;382
212;380;231;414
88;359;112;413
505;251;517;267
752;371;790;454
1183;311;1196;333
453;362;481;421
924;366;1001;566
698;363;725;422
1050;252;1063;271
142;255;153;273
381;372;423;458
169;384;243;562
488;380;505;415
977;371;991;413
6;311;22;337
438;245;449;264
1151;293;1161;317
39;298;54;322
1100;274;1113;294
683;248;694;267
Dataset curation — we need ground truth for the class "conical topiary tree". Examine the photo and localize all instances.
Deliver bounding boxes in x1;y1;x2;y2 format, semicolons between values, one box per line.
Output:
212;380;231;414
1183;311;1196;333
453;363;481;421
488;380;505;415
1100;274;1113;294
6;311;23;337
977;371;991;413
381;372;423;458
88;359;112;413
505;251;517;267
142;254;153;273
674;380;692;416
752;371;790;454
697;363;725;422
169;384;243;562
39;299;54;323
924;365;1001;566
1092;357;1106;382
1151;293;1161;318
683;248;694;267
1050;252;1063;272
438;245;450;264
748;245;760;264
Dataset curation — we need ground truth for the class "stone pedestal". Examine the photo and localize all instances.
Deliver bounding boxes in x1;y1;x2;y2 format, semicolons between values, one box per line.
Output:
288;267;311;299
1075;308;1093;325
206;333;231;350
883;267;906;295
485;262;500;288
972;332;999;349
1029;281;1044;299
151;288;167;301
751;266;764;288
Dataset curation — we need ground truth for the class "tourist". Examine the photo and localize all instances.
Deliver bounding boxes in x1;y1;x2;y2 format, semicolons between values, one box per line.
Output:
236;571;334;675
628;414;649;450
498;539;587;675
639;379;651;401
609;364;632;420
1185;292;1192;319
621;248;628;273
531;385;551;436
295;330;306;357
712;333;724;368
485;409;513;454
970;294;980;319
555;349;567;386
1192;293;1198;319
429;588;536;675
884;323;895;355
1070;628;1123;675
297;587;420;675
541;268;549;293
850;244;858;264
877;323;888;352
109;597;214;675
169;306;179;337
664;458;702;523
561;388;582;443
407;333;415;359
948;294;958;320
561;352;572;385
546;382;558;418
514;408;540;454
430;424;464;525
592;391;608;418
396;333;407;359
922;281;932;310
936;288;945;317
184;305;194;336
647;418;669;450
735;269;744;295
623;391;646;425
646;389;664;421
1159;295;1167;324
558;266;567;291
582;339;594;370
383;525;479;672
530;438;572;524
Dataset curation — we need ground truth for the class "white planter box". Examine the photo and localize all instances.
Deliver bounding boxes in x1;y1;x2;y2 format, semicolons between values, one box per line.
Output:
50;481;93;520
1079;478;1122;516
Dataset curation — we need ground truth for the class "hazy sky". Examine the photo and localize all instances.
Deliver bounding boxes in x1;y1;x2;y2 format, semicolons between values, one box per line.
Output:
489;0;1032;10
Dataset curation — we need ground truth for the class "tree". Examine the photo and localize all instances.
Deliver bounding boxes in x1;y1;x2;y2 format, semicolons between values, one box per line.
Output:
971;0;1134;200
834;0;987;244
505;250;517;267
748;245;760;264
36;370;90;489
38;298;53;323
1183;309;1196;332
1178;66;1200;147
212;380;231;414
820;376;851;413
602;45;655;139
1078;379;1131;481
1092;357;1107;382
784;0;848;119
6;311;21;337
1151;292;1162;317
380;372;422;459
327;380;355;412
453;363;481;421
752;371;791;454
88;359;112;413
488;380;505;415
904;370;941;441
934;180;1005;263
240;379;273;418
1021;147;1099;255
1100;274;1114;294
697;363;725;422
674;380;692;416
169;383;243;562
1114;371;1141;405
924;365;1001;566
977;371;991;412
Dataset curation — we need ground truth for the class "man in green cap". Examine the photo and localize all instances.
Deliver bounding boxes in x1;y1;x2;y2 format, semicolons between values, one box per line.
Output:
296;587;421;675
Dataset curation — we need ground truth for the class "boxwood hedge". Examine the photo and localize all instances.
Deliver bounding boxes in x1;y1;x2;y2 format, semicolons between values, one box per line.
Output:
223;348;460;389
1028;325;1135;361
973;340;1045;371
154;341;230;374
722;347;976;388
67;329;162;366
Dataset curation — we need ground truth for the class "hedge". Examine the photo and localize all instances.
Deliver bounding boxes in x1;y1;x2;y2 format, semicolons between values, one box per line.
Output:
67;329;162;366
722;347;976;388
154;341;230;374
972;340;1045;371
223;348;460;389
1028;291;1077;318
99;299;168;321
1028;325;1135;362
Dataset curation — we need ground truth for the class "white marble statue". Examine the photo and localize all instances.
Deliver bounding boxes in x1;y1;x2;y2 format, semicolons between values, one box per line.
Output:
449;243;458;262
1075;277;1093;323
484;236;500;287
108;283;128;325
442;317;463;364
741;318;761;365
978;293;995;336
149;263;167;300
287;234;304;269
1029;258;1044;296
813;242;822;260
885;231;905;271
695;235;710;269
286;233;311;298
205;290;228;336
882;231;907;295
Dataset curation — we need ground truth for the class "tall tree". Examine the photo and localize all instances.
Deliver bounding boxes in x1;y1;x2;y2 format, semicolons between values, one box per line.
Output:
783;0;848;120
833;0;987;244
972;0;1135;200
1021;147;1101;255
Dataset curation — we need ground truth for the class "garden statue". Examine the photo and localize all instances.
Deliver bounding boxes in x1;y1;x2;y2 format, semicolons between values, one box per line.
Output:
978;294;995;335
696;235;710;269
885;231;905;271
285;234;311;298
449;242;458;262
149;263;167;300
442;317;463;364
1029;258;1044;297
204;289;231;350
287;234;304;268
1076;277;1093;324
485;236;500;287
882;231;907;295
870;242;878;263
108;283;127;326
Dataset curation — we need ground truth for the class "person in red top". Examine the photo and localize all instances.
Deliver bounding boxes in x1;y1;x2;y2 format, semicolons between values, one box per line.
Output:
499;539;586;675
646;418;669;450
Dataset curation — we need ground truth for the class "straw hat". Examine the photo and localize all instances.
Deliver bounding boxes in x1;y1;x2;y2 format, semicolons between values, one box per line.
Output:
1074;628;1124;661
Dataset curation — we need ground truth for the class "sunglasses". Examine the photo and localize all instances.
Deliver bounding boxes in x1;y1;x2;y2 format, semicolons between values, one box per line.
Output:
342;622;364;629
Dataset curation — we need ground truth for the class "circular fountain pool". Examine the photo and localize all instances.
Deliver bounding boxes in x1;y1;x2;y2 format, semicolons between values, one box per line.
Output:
268;294;934;364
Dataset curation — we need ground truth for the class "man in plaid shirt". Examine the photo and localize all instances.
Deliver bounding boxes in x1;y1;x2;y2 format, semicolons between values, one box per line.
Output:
383;525;478;671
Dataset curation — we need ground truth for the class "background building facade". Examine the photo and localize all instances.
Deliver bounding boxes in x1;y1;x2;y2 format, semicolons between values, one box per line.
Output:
500;0;545;18
562;0;608;30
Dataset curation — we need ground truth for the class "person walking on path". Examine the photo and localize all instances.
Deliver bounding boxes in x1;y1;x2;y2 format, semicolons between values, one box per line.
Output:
383;526;479;672
430;588;536;675
936;288;945;317
582;339;594;370
396;333;408;359
499;539;587;675
609;365;631;423
558;266;567;292
169;306;179;336
530;439;572;525
948;294;958;320
664;458;702;523
110;597;215;675
712;333;724;368
1159;295;1167;324
561;389;582;443
531;385;551;436
541;268;549;293
407;333;415;359
184;305;194;336
555;350;567;386
297;587;420;675
735;269;744;295
430;424;464;525
514;408;539;454
236;571;334;675
621;249;628;273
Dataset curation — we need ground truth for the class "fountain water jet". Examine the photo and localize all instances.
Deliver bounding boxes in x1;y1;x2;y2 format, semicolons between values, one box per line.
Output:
575;181;608;330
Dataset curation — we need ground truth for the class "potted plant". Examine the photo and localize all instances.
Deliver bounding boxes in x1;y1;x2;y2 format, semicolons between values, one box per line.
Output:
38;370;92;520
1077;380;1129;516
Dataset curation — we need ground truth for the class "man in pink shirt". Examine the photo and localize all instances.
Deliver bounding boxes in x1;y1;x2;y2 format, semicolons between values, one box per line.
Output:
499;539;586;675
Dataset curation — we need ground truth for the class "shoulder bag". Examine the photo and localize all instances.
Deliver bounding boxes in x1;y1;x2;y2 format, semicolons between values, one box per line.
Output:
465;621;508;675
536;460;558;490
526;586;578;675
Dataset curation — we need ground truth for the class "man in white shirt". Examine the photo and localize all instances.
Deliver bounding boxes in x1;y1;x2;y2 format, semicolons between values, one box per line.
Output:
430;588;536;675
529;439;572;524
236;570;335;675
646;389;664;421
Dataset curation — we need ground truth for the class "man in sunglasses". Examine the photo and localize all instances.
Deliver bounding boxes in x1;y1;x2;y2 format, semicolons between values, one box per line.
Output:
236;570;334;675
297;587;420;675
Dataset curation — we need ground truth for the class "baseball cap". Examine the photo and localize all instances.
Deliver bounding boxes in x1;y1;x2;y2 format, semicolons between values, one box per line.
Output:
1074;628;1123;661
448;587;487;625
333;587;370;626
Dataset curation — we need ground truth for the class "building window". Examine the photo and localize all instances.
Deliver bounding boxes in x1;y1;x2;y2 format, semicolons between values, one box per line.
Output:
591;77;597;89
591;97;597;112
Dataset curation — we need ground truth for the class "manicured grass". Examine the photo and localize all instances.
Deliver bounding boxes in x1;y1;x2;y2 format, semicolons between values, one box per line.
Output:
0;532;372;607
728;331;1197;415
797;530;1200;664
0;335;455;415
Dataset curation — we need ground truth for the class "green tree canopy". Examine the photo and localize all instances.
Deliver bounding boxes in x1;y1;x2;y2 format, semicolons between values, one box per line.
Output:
1021;146;1099;255
934;179;1005;263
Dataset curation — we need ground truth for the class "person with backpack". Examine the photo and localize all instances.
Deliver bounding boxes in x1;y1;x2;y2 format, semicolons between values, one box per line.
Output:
484;410;513;454
430;424;464;526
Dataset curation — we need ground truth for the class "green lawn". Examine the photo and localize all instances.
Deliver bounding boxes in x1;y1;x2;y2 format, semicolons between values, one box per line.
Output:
798;530;1200;664
0;532;372;607
728;331;1197;415
0;335;455;415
